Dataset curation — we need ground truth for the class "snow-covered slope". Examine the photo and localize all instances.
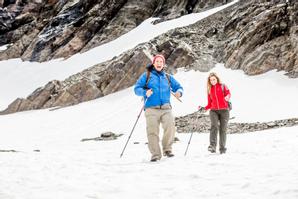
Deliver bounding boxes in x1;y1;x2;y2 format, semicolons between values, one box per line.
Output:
1;125;298;199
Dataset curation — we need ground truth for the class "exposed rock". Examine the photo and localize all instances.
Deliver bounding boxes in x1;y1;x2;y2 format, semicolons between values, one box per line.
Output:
81;131;123;142
152;1;237;72
0;149;18;152
152;0;231;23
221;0;298;77
1;80;62;114
0;0;229;62
0;48;148;113
175;111;298;134
80;0;158;53
1;40;195;114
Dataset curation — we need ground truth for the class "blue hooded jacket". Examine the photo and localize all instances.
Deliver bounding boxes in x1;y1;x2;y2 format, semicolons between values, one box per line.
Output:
134;68;183;109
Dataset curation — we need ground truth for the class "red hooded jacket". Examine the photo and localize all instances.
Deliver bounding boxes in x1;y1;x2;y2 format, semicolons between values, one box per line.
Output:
205;83;231;110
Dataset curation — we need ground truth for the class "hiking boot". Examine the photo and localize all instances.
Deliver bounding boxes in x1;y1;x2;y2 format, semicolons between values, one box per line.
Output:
150;157;159;162
220;148;227;154
150;156;161;162
164;151;174;157
208;145;216;153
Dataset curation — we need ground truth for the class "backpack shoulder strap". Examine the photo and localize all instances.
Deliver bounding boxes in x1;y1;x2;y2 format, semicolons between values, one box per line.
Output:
165;73;171;88
221;83;227;95
146;71;171;88
145;70;151;89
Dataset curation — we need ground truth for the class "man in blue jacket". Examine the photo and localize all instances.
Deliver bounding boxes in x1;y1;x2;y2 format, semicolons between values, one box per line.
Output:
134;54;183;162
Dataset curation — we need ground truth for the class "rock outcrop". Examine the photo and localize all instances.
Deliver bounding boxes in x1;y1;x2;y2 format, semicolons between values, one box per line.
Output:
81;131;123;142
1;39;195;114
220;0;298;77
175;111;298;134
0;0;229;62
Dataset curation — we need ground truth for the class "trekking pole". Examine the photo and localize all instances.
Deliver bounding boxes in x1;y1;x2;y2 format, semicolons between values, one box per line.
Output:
171;92;182;103
184;129;194;156
184;113;203;156
120;98;147;158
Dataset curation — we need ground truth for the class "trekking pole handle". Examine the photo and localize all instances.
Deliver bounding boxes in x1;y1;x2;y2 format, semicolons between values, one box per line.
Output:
171;92;182;103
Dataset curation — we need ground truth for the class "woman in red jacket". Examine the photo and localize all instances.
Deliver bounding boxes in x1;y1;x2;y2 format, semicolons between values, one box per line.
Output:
198;72;231;154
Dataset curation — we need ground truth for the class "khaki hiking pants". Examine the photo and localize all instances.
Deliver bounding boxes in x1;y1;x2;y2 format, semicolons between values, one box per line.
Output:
145;105;175;159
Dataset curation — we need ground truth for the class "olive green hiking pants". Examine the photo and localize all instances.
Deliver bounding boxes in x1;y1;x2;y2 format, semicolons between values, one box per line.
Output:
209;109;230;151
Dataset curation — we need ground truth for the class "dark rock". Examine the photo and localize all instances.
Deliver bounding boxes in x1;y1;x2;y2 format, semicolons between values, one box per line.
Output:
221;0;298;76
101;131;115;138
205;27;218;38
175;111;298;134
81;132;123;142
0;149;18;152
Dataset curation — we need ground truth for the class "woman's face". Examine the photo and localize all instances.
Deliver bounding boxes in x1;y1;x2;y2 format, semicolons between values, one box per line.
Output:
153;57;164;71
209;76;218;86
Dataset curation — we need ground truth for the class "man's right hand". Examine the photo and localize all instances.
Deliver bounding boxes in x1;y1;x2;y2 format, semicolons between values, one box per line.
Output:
146;89;153;97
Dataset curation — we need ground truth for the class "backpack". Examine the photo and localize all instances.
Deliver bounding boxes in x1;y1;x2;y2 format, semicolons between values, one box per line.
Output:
145;70;171;89
221;84;232;110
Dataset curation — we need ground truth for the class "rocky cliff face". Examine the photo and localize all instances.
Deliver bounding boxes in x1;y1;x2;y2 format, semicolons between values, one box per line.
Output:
0;0;229;62
220;0;298;77
1;0;297;114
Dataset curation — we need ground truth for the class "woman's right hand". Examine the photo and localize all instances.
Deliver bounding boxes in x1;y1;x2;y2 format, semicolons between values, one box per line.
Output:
198;106;206;113
146;89;153;97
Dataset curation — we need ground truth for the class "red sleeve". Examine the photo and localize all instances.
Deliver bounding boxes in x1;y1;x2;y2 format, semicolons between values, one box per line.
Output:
205;94;212;110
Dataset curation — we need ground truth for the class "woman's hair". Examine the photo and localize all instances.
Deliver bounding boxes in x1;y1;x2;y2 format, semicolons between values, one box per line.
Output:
207;72;221;94
146;63;154;72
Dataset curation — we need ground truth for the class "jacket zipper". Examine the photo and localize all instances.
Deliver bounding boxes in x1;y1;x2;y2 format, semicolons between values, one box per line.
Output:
214;86;220;109
159;75;162;104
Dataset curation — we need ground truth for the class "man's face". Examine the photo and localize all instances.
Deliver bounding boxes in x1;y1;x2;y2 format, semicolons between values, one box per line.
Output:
153;57;164;71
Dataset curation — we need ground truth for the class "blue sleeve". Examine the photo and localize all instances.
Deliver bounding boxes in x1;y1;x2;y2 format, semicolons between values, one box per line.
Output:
134;72;147;97
169;75;183;96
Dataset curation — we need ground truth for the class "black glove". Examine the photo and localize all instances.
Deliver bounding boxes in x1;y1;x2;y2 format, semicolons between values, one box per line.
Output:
198;106;206;113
